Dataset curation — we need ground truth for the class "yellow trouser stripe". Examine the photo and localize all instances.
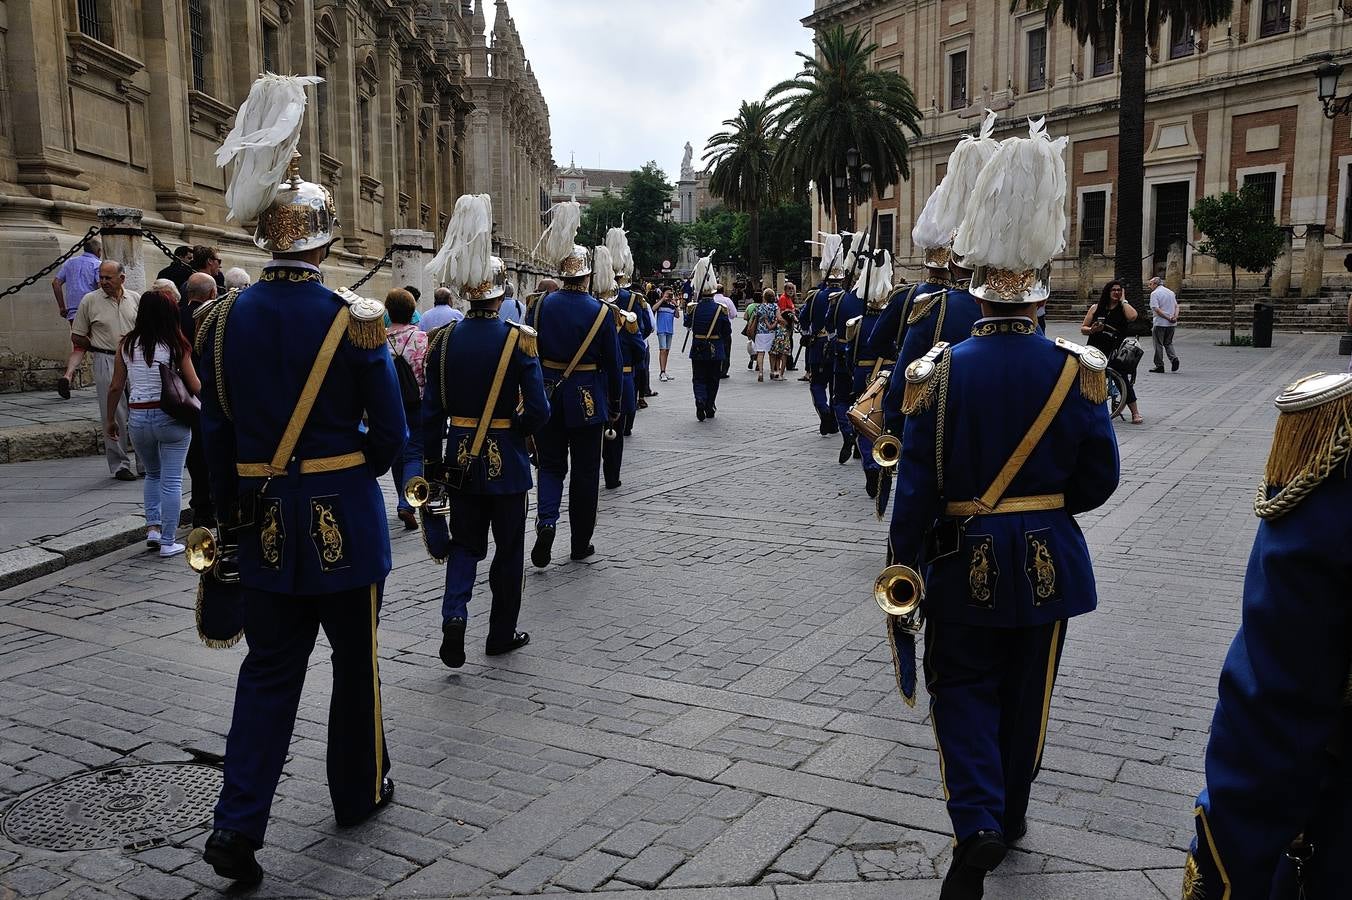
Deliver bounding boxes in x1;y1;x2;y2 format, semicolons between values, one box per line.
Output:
369;584;384;804
1195;806;1233;899
926;624;951;805
1033;620;1064;773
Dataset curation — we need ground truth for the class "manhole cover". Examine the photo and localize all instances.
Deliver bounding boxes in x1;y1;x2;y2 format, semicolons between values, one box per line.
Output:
1;763;222;852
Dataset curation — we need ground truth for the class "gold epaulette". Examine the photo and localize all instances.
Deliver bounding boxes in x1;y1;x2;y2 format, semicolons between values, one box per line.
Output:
901;341;950;415
905;289;946;326
844;315;862;343
505;320;538;357
1053;337;1109;405
1255;373;1352;520
335;287;387;349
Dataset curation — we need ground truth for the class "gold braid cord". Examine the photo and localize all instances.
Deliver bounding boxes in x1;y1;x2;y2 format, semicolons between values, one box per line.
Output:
935;349;951;496
1254;397;1352;520
1181;853;1204;900
203;293;238;423
431;322;458;413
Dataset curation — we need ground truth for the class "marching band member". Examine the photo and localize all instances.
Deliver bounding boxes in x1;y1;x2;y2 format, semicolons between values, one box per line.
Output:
686;252;730;421
829;234;870;464
884;120;1119;899
607;226;656;410
801;233;847;435
592;245;643;490
842;250;894;498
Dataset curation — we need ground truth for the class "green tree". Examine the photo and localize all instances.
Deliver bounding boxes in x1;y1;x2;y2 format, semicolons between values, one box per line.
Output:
1013;0;1234;313
757;201;812;276
682;206;744;265
578;190;626;250
1190;183;1285;345
767;25;922;233
621;162;682;277
704;100;779;287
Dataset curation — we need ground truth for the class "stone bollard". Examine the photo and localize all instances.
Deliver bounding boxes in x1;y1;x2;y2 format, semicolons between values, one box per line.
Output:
97;208;146;294
1271;226;1292;298
389;229;435;311
1301;224;1325;300
1076;243;1093;303
1165;237;1185;293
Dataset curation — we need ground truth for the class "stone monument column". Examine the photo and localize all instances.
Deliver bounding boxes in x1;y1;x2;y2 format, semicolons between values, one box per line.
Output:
97;208;146;295
1301;224;1325;299
390;229;436;311
1271;226;1293;299
1165;237;1185;293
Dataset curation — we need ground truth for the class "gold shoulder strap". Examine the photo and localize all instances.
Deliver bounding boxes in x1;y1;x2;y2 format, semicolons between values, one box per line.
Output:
266;307;351;475
469;328;520;459
974;355;1078;511
556;305;611;382
702;304;724;339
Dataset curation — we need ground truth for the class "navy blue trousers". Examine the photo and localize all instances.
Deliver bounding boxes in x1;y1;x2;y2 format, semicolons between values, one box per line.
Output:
923;618;1067;842
691;359;721;412
443;492;527;646
602;429;625;487
808;342;832;415
535;417;602;553
214;583;390;845
831;369;855;438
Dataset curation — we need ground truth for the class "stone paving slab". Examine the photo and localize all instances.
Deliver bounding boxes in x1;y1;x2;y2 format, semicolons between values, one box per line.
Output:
0;327;1342;898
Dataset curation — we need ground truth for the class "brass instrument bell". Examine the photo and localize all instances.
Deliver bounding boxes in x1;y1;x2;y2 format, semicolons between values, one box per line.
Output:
404;475;431;508
874;564;925;633
872;433;901;468
185;526;240;583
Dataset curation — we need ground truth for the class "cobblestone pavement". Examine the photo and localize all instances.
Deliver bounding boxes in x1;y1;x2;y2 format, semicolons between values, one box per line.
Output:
0;326;1346;899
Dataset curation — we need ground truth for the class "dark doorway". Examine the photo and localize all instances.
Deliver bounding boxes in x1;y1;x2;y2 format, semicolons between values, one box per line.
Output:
1152;181;1190;273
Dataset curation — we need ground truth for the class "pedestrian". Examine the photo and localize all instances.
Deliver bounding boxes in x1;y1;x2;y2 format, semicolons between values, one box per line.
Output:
889;124;1120;900
52;237;103;399
157;245;195;292
686;254;730;420
1147;276;1180;373
779;282;798;371
713;283;736;378
743;291;760;370
1082;280;1143;424
654;287;679;381
64;260;141;478
191;244;226;289
753;288;777;380
386;287;428;531
421;195;548;668
528;199;622;566
770;299;794;380
105;287;199;557
419;286;464;332
199;74;404;887
181;273;218;528
224;267;252;291
1182;371;1352;899
498;284;526;323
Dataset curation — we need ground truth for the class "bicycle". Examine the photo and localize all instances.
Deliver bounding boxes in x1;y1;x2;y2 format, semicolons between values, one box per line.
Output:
1105;367;1129;420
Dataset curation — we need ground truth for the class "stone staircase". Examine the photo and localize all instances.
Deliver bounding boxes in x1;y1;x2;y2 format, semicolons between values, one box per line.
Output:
1044;285;1348;333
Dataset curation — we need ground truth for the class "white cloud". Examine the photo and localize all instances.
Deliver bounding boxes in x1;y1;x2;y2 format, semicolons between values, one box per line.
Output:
489;1;815;182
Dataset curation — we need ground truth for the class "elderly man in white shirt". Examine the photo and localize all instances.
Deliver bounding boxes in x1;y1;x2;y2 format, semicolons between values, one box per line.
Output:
1148;276;1180;373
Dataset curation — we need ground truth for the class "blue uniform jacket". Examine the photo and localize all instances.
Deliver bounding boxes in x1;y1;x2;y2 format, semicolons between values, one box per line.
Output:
421;311;549;494
199;267;407;595
619;288;653;338
616;320;645;415
883;288;983;435
1188;469;1352;898
865;279;949;362
687;298;731;362
528;289;622;426
850;310;888;396
888;319;1120;628
829;289;865;380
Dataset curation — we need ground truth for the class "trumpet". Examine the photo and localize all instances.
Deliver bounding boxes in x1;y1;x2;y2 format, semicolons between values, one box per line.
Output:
872;433;901;468
874;564;925;633
403;475;451;515
185;526;240;584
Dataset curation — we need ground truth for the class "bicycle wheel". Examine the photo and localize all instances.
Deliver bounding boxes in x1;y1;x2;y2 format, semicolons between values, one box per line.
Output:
1105;368;1128;419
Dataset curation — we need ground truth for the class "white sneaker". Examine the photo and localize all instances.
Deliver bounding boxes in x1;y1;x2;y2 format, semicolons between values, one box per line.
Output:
146;529;162;548
659;372;669;382
158;542;185;558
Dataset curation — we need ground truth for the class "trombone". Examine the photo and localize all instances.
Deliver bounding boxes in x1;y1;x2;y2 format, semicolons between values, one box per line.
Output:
185;526;240;583
873;564;925;634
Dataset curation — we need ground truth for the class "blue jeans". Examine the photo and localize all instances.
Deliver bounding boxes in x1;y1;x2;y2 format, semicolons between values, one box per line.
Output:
391;406;423;512
128;408;192;532
657;331;673;350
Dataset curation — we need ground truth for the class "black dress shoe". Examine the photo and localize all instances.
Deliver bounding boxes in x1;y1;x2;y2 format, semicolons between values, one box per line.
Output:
336;778;395;827
852;445;861;459
940;830;1007;900
1148;367;1165;373
1171;357;1180;372
203;828;263;886
398;508;418;531
531;525;555;568
865;469;879;498
1005;819;1027;845
486;631;530;656
440;617;466;669
570;544;595;561
637;397;648;410
604;480;621;490
706;406;716;418
838;436;854;465
696;405;706;422
57;376;71;400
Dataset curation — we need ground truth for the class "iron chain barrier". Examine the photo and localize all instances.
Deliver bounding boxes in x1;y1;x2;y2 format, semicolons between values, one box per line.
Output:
350;245;395;292
0;226;101;301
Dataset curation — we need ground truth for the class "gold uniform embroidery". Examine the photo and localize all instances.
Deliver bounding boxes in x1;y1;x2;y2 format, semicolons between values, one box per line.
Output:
314;503;344;564
486;438;503;479
579;387;596;418
259;500;283;569
1031;537;1056;599
969;540;994;605
455;436;472;469
1181;854;1203;900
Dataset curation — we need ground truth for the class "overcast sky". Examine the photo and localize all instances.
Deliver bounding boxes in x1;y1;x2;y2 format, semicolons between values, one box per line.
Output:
487;2;816;180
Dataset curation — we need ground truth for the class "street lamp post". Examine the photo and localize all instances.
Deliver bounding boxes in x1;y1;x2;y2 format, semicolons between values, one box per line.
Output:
1316;57;1352;119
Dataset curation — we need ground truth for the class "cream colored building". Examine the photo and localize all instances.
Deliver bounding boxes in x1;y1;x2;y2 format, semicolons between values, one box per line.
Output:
804;0;1352;297
0;0;553;375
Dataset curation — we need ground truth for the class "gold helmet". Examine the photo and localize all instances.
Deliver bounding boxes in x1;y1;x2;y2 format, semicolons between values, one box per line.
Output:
254;160;339;253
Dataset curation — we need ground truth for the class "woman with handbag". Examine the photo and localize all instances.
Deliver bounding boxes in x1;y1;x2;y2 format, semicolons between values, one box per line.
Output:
106;287;201;557
1082;279;1144;424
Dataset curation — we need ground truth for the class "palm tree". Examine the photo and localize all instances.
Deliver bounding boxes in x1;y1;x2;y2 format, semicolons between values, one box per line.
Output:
1014;0;1233;312
704;100;779;287
768;25;922;235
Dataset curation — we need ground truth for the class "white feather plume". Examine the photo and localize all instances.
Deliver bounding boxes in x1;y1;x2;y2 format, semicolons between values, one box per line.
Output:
953;117;1068;271
912;110;1000;251
690;252;716;296
592;245;617;296
851;251;894;304
817;232;844;276
844;232;869;273
424;194;494;291
216;74;323;223
605;226;634;277
536;200;583;265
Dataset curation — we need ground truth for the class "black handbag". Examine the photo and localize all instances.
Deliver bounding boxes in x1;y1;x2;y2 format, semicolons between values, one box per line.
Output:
158;361;201;425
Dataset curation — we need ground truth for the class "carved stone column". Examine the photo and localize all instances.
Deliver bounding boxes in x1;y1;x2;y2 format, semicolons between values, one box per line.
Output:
1077;243;1094;303
98;208;146;294
1271;227;1293;298
1165;237;1185;293
1302;224;1325;299
390;229;435;311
